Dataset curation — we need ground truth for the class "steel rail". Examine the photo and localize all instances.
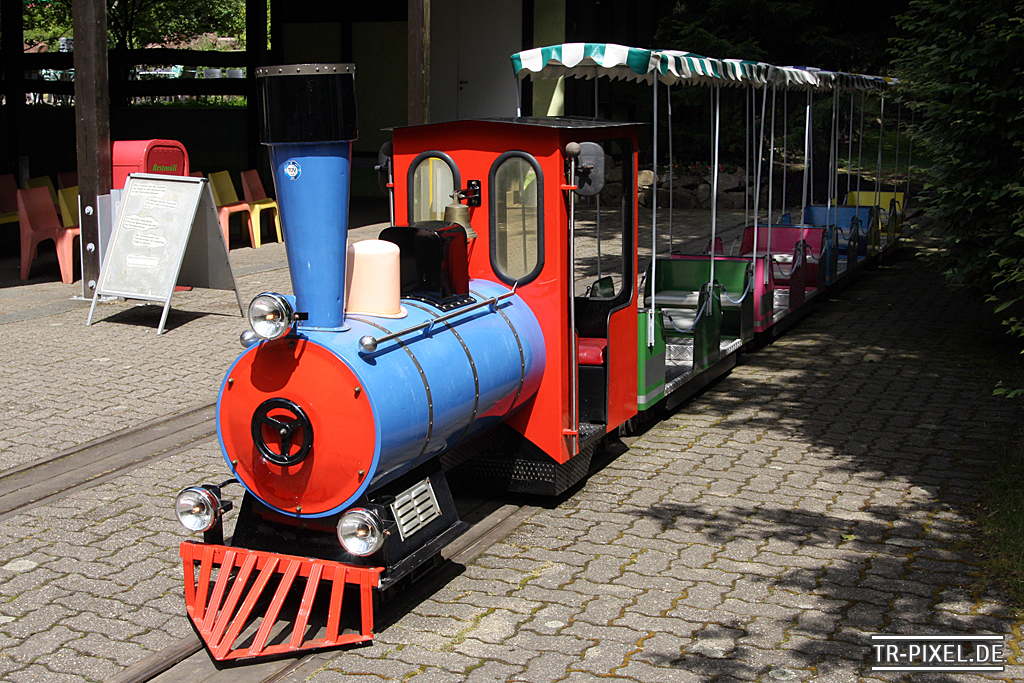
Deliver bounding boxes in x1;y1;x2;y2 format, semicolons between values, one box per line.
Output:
111;497;537;683
0;403;216;520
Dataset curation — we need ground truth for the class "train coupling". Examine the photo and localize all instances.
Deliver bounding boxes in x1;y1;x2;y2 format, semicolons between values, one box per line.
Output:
180;542;382;661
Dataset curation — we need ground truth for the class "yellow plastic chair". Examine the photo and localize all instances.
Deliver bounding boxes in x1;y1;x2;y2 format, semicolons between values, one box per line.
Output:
208;171;254;249
58;186;79;229
240;169;283;247
0;174;18;226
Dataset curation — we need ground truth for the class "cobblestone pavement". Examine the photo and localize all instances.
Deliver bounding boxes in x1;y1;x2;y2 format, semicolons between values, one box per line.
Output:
0;226;1021;681
300;240;1024;683
0;222;383;472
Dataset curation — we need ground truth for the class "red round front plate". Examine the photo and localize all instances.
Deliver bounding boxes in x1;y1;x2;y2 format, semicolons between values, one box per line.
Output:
219;338;375;515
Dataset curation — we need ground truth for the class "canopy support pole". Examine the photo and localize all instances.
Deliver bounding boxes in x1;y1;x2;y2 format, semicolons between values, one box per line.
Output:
847;91;855;201
856;91;865;204
801;90;812;222
827;87;838;230
905;108;914;210
668;84;674;253
648;76;658;346
745;87;751;228
875;97;885;205
710;85;720;281
755;85;768;285
894;101;901;196
767;81;777;246
782;89;788;218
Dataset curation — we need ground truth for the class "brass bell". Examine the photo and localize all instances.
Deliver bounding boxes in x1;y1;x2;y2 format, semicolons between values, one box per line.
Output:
444;202;478;240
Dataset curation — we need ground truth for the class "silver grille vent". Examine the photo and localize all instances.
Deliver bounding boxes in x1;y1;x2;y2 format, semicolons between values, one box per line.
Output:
390;478;442;541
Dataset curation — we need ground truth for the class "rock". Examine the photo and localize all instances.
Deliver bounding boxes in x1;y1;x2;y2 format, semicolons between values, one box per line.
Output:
716;172;742;193
674;174;701;190
638;185;652;207
606;167;622;183
717;192;748;210
672;188;700;209
602;181;623;205
695;183;712;207
637;169;655;188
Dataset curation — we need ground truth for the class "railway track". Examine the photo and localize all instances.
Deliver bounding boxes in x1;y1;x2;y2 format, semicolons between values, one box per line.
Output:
0;403;537;683
0;403;216;520
111;498;538;683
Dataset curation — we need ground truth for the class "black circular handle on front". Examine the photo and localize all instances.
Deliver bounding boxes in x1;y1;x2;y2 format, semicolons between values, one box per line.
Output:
251;398;314;466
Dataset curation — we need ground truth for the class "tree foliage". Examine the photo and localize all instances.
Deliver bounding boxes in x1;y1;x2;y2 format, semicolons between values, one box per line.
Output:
651;0;910;170
23;0;245;51
891;0;1024;360
656;0;909;74
107;0;244;50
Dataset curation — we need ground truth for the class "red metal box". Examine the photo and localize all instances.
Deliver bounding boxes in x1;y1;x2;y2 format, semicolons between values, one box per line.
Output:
112;139;190;189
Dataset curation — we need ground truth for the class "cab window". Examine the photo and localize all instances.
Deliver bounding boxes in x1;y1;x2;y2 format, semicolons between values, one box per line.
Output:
490;151;544;285
408;152;460;223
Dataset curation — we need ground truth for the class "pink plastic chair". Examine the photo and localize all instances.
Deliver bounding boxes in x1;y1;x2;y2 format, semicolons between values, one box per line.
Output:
209;171;253;249
18;186;80;283
240;169;283;247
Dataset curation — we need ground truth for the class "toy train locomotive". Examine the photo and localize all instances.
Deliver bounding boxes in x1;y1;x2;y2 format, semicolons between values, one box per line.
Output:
174;64;902;661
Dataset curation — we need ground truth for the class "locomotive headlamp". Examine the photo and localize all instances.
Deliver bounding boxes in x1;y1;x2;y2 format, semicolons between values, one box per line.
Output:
336;508;385;556
248;293;295;340
175;486;223;532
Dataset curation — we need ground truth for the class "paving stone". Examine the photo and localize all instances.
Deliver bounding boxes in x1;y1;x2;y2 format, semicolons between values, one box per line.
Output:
392;643;479;673
463;659;525;682
452;639;536;666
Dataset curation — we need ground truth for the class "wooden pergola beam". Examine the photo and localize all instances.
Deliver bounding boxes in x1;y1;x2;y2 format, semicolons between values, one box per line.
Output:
408;0;429;125
73;0;112;294
1;0;25;176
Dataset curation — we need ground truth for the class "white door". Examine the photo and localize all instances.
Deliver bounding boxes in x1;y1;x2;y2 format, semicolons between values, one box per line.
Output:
431;0;522;122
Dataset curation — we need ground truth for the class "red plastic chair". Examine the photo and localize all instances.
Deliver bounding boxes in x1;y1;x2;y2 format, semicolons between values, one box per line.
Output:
240;169;283;247
18;186;80;283
57;171;78;189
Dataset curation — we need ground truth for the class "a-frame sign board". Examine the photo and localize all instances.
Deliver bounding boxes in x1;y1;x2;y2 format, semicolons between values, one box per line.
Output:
86;173;245;334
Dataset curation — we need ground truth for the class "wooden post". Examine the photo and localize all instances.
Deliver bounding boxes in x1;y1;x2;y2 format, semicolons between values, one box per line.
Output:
1;0;25;175
246;0;269;170
408;0;430;125
73;0;112;295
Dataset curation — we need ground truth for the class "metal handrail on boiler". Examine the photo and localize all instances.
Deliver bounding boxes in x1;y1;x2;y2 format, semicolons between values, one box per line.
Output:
357;285;518;353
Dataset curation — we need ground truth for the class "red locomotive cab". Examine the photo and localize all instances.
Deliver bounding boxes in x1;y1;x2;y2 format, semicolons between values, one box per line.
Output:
392;118;640;494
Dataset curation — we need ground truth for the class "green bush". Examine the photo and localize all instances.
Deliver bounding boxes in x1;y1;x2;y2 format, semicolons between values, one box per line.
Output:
892;1;1024;351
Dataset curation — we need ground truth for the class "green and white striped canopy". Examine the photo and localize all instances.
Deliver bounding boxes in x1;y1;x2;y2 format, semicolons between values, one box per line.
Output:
512;43;661;83
511;43;888;92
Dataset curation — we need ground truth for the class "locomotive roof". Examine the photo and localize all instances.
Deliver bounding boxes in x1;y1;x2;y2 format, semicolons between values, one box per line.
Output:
389;116;641;131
